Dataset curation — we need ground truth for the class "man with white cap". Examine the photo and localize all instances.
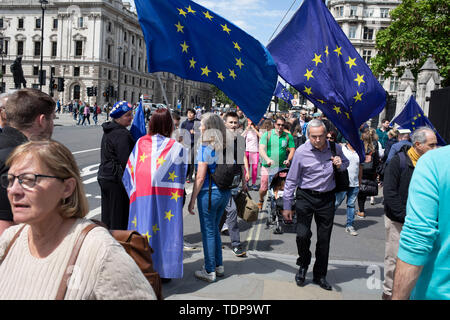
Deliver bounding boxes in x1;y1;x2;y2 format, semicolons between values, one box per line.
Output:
97;101;135;230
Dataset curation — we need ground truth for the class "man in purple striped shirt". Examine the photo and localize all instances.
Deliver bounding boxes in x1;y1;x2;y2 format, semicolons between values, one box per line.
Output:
283;119;349;291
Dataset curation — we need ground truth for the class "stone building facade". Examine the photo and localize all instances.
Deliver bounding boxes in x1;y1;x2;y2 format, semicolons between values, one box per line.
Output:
0;0;213;112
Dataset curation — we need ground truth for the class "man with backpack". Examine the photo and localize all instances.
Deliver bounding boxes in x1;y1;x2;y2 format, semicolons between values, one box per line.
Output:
258;116;295;210
382;127;437;300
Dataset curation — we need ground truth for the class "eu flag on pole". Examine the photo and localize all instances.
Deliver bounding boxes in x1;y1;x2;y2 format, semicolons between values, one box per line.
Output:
134;0;278;124
267;0;386;161
130;100;147;141
274;82;294;104
123;134;188;278
391;96;446;146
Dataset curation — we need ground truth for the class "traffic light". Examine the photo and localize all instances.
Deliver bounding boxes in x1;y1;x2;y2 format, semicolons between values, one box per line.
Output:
87;87;93;96
50;75;56;97
93;87;97;96
57;77;65;92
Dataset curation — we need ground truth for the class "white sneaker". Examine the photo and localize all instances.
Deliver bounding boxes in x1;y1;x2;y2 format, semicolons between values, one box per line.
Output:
345;226;358;236
195;266;216;282
216;265;225;277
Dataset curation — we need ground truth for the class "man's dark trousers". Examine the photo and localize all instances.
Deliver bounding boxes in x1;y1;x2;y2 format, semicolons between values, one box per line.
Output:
295;189;336;278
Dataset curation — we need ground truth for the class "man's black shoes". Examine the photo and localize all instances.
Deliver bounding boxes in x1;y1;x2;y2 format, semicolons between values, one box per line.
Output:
312;277;332;291
295;267;308;287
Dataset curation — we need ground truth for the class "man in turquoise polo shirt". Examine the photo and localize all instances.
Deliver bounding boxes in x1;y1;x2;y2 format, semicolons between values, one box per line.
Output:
258;116;295;210
392;145;450;300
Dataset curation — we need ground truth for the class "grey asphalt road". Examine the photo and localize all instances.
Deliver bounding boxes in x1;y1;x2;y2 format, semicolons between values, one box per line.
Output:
52;122;385;265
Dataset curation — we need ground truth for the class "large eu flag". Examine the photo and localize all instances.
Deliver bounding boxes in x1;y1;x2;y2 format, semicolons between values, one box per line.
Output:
122;134;188;278
391;96;446;146
274;81;294;104
267;0;386;161
135;0;278;124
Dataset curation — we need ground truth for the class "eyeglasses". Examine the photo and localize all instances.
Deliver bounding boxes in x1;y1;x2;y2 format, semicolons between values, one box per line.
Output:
1;173;64;190
327;136;335;140
275;123;285;127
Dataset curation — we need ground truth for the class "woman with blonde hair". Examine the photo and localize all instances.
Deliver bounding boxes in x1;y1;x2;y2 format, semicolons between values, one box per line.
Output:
187;113;231;283
0;140;155;299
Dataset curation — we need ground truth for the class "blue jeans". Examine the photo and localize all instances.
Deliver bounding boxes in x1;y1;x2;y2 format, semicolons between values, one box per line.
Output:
335;187;359;228
197;188;231;273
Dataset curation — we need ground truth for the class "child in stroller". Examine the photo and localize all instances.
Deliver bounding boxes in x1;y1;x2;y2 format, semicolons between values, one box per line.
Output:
266;168;296;234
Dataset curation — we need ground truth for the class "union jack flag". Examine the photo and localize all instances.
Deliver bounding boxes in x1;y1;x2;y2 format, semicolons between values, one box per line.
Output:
123;134;188;278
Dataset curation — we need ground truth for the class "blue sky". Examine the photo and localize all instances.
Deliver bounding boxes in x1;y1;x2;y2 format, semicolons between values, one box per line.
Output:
126;0;304;46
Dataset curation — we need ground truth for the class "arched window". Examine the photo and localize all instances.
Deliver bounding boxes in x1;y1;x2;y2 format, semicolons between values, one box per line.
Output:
73;85;80;100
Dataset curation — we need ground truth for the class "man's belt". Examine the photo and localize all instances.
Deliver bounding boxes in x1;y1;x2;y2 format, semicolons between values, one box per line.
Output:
298;188;333;196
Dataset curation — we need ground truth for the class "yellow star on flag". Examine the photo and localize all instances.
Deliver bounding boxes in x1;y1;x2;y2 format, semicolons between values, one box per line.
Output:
413;116;417;120
221;24;231;34
354;73;365;86
157;156;166;166
177;8;187;18
203;11;213;21
325;46;329;56
171;190;181;202
131;216;137;228
346;57;357;69
139;153;148;163
303;86;312;95
201;65;211;76
235;58;244;69
180;41;189;53
229;69;237;80
334;46;342;56
304;69;314;81
189;57;197;69
168;171;178;182
152;224;160;234
165;210;175;222
317;99;325;104
174;21;184;33
312;53;322;66
417;113;422;117
333;105;341;114
353;91;363;102
233;42;241;52
344;112;350;119
185;5;196;14
142;231;151;242
217;72;225;81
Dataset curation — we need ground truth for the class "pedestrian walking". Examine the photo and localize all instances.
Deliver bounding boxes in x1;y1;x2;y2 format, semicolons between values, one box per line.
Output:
0;140;155;299
81;103;91;126
242;119;261;190
392;144;450;300
258;116;295;210
382;127;438;300
97;101;135;230
187;113;231;283
180;108;200;183
334;140;361;236
0;89;55;236
282;119;349;291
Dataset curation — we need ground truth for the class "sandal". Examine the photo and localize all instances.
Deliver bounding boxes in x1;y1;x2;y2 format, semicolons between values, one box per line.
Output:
258;200;264;210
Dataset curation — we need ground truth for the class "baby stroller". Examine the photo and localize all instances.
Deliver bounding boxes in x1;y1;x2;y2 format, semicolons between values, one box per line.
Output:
265;168;296;234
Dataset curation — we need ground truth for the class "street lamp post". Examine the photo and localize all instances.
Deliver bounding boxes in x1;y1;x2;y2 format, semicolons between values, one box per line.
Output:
117;46;122;101
39;0;48;91
0;34;4;93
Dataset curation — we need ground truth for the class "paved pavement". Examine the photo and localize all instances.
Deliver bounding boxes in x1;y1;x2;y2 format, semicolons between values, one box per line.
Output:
55;112;385;300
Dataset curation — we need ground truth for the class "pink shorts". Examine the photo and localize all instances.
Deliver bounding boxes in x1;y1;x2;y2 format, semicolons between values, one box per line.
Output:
260;166;273;191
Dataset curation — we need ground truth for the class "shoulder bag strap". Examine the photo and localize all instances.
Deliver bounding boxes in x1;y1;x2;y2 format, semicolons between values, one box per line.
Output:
0;224;26;263
55;223;100;300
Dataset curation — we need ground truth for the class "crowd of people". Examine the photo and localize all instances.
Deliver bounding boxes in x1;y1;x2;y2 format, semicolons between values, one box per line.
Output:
0;88;448;300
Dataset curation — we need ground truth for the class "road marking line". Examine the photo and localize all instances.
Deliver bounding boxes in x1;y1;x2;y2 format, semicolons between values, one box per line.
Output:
83;176;98;185
73;148;101;155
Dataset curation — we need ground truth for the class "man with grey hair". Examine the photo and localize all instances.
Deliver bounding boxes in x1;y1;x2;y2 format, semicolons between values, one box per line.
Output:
382;126;437;300
0;88;56;236
0;93;10;132
282;119;349;291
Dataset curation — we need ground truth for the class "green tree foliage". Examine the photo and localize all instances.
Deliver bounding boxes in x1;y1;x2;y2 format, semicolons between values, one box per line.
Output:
371;0;450;86
211;85;235;107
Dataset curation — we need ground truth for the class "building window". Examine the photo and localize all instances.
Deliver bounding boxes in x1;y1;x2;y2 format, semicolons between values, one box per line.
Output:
378;75;385;87
336;6;344;17
380;8;389;18
108;22;112;32
123;52;126;66
124;32;127;42
1;40;8;55
78;17;84;28
363;27;373;40
350;6;357;17
108;70;112;80
74;85;81;100
36;18;41;29
51;41;57;57
74;66;80;76
53;19;58;29
0;19;3;29
131;55;135;69
33;66;39;76
390;76;399;92
362;50;372;64
75;41;83;56
348;26;357;39
18;18;24;29
363;8;374;17
34;41;41;56
17;41;24;56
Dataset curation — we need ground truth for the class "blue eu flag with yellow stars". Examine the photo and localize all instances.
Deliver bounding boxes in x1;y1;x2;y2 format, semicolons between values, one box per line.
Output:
135;0;278;124
267;0;386;161
274;82;294;104
391;96;446;146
